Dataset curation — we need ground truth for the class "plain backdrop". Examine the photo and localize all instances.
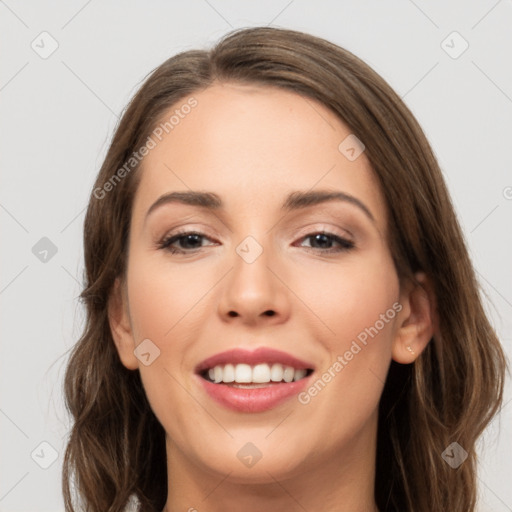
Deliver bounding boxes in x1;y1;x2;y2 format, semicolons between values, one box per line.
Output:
1;1;511;510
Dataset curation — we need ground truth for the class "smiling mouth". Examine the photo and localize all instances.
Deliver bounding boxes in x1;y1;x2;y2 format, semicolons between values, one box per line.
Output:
199;363;314;387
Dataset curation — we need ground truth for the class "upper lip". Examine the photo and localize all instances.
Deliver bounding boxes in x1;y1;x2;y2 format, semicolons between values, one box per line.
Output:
195;347;315;374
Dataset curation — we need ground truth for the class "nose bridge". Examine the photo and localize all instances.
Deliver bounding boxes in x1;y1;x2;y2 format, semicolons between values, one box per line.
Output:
218;226;289;322
232;232;274;299
229;205;275;270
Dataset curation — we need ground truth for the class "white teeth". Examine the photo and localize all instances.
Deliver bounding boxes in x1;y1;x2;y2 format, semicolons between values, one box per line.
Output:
235;363;252;383
223;363;235;382
270;363;283;382
283;366;295;383
252;364;271;383
204;363;310;384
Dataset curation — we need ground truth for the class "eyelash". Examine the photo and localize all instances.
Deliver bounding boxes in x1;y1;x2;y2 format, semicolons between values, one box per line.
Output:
157;229;355;255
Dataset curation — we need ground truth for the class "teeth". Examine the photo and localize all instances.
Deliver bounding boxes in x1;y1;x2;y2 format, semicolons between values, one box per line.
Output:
204;363;309;384
294;368;307;381
234;363;252;383
223;363;235;382
253;363;271;383
283;366;295;383
270;363;283;382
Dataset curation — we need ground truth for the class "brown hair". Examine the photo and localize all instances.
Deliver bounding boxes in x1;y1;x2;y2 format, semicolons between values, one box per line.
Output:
62;26;508;511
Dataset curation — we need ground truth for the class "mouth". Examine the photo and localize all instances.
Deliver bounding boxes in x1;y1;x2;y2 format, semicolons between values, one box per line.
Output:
199;363;314;387
194;347;315;412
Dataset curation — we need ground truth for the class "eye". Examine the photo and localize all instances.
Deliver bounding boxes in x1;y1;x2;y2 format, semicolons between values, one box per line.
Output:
157;229;355;255
158;230;216;254
297;231;355;254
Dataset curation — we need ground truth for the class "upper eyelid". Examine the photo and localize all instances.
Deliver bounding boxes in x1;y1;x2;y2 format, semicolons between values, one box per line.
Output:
160;223;354;238
159;227;355;247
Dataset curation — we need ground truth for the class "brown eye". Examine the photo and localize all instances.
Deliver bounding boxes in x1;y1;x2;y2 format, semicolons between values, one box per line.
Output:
298;232;355;253
158;231;215;254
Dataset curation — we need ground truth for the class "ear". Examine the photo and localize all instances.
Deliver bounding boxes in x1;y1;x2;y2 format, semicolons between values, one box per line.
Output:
108;277;139;370
392;272;436;364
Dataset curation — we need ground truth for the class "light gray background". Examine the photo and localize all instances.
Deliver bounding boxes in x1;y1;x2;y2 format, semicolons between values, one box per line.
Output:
1;1;511;511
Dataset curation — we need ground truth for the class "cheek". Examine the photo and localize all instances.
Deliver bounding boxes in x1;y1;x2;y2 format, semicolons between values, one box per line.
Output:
333;269;399;353
124;255;203;433
125;253;211;343
124;252;217;421
302;250;399;411
299;249;399;354
304;254;399;429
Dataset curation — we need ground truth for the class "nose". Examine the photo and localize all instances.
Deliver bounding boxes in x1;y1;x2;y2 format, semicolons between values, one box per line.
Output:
217;239;291;327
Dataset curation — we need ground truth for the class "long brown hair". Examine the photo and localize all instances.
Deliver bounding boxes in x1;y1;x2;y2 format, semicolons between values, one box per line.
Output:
62;26;508;511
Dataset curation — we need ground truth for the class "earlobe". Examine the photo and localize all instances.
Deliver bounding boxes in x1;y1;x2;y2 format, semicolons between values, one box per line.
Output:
108;277;139;370
392;272;436;364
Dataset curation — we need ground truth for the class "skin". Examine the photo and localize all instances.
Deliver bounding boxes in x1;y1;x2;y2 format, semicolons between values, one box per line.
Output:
109;83;435;512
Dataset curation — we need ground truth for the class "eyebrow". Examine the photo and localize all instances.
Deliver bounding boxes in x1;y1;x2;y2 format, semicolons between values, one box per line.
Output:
145;189;375;223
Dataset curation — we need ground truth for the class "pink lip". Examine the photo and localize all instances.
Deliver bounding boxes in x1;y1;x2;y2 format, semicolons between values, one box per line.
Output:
196;376;313;413
194;347;315;413
195;346;314;374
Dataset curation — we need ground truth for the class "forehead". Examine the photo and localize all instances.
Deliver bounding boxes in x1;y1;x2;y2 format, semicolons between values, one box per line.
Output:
132;83;387;232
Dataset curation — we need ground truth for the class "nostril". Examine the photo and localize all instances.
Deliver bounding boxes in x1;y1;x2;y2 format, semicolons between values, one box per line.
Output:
264;310;275;316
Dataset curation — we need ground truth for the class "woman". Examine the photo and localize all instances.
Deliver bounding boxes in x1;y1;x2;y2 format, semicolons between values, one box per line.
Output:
62;26;507;512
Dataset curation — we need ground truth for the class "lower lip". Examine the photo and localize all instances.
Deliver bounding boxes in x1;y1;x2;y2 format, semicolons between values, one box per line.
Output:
196;374;313;413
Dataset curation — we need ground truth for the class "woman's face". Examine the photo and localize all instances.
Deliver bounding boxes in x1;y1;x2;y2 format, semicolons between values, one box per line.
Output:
111;83;408;483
